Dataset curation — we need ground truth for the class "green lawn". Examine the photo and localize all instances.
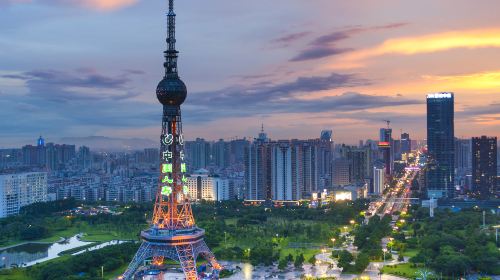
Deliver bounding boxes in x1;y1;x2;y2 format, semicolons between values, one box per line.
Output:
224;218;237;225
104;263;129;280
279;247;319;261
381;263;424;279
0;255;73;280
401;249;419;258
0;269;27;280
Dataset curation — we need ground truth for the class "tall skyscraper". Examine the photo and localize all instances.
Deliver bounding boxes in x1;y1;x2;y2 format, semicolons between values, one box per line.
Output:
379;128;393;176
426;92;455;198
245;128;271;200
341;145;372;184
0;172;48;218
78;146;92;169
271;141;301;201
298;140;319;194
401;133;411;154
212;139;229;169
185;138;211;171
144;148;160;165
123;1;220;278
373;161;386;195
332;158;351;187
228;138;249;165
455;138;472;189
245;130;325;201
318;130;333;188
472;136;498;199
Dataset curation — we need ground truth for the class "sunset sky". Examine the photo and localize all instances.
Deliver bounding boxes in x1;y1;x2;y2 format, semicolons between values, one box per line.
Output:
1;0;499;147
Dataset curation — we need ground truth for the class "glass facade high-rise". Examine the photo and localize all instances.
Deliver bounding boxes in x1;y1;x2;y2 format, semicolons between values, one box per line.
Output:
379;128;393;176
401;133;411;154
472;136;497;199
426;92;455;198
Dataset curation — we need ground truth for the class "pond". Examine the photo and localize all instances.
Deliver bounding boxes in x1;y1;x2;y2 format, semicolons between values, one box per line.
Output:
0;235;125;269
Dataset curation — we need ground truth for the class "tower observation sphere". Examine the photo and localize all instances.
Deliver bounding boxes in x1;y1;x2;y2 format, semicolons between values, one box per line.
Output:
156;75;187;106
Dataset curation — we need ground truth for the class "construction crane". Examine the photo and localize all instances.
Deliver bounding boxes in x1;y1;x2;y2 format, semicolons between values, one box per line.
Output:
383;120;391;128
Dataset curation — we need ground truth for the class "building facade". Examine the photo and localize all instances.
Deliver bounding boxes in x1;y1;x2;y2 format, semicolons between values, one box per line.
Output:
455;138;472;190
379;128;393;176
0;172;48;218
426;92;455;198
186;169;232;201
472;136;498;199
185;138;211;172
245;129;271;200
401;133;411;154
333;158;351;187
373;162;385;195
270;142;301;201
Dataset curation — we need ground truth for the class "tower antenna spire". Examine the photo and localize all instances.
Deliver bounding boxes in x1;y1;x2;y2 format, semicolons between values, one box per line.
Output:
164;0;179;77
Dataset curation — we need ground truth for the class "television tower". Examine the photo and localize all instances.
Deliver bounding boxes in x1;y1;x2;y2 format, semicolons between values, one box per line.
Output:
121;1;221;279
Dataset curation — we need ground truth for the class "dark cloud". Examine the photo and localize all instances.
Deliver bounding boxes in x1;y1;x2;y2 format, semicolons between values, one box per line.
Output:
0;68;160;140
272;31;311;47
0;68;419;139
183;72;420;123
286;92;423;113
3;69;140;102
290;47;353;62
183;91;422;124
312;31;355;45
291;22;408;62
0;91;159;137
192;72;369;107
459;102;500;117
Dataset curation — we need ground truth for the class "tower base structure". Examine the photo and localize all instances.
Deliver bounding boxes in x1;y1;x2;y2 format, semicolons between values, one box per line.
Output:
121;227;221;280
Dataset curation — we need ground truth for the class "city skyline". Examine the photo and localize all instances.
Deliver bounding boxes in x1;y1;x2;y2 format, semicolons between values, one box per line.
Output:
1;0;500;147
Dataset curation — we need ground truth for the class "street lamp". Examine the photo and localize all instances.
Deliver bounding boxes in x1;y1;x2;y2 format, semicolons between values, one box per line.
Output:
382;248;387;265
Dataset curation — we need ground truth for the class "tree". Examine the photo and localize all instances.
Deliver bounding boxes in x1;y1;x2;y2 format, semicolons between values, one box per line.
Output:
20;225;47;240
294;253;305;268
354;252;370;273
308;255;316;265
433;253;470;276
337;250;354;269
278;258;288;270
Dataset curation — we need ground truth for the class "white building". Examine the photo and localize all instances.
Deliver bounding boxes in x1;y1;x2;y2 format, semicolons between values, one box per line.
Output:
271;142;304;201
0;172;48;218
373;164;386;195
186;169;231;201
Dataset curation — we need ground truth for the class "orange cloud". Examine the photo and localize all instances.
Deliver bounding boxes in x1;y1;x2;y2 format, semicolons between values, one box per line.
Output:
344;29;500;62
422;71;500;91
5;0;138;11
77;0;138;10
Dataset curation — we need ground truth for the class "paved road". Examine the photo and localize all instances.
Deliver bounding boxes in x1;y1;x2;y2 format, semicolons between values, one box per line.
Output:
315;252;408;280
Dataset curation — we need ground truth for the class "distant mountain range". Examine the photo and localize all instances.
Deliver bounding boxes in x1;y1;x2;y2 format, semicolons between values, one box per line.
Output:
59;136;157;152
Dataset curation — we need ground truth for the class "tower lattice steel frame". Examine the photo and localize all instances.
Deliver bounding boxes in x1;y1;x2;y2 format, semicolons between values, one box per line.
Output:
121;1;221;279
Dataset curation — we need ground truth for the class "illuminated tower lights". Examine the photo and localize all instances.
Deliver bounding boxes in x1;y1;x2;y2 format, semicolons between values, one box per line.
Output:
121;0;221;279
